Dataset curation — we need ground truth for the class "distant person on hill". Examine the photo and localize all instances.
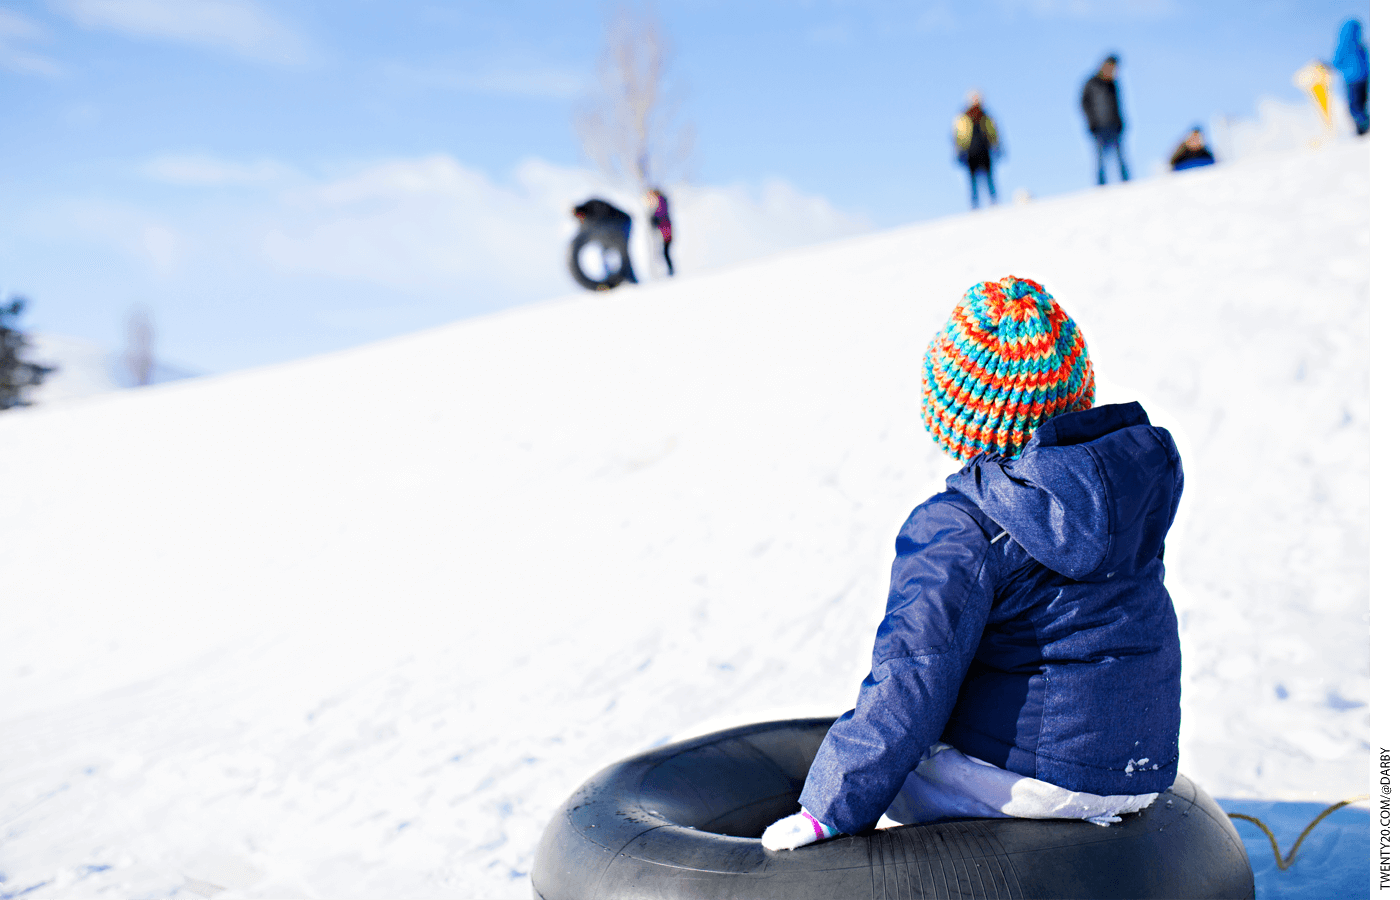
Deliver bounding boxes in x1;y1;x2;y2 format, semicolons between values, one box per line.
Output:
1081;55;1130;185
647;188;674;277
953;91;1001;209
1332;18;1369;135
570;198;638;290
1169;127;1216;171
762;276;1183;850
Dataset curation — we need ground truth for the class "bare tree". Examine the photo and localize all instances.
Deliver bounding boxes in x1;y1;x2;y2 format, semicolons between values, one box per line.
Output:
124;304;154;387
575;4;693;278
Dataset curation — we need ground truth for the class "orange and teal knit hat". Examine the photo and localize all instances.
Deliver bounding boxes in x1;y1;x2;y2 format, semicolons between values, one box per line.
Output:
922;276;1095;461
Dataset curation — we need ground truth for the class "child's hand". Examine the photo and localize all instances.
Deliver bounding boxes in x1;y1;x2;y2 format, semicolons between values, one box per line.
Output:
760;808;841;850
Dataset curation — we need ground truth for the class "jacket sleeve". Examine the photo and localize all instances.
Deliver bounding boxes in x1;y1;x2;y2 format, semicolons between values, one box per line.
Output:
798;497;997;834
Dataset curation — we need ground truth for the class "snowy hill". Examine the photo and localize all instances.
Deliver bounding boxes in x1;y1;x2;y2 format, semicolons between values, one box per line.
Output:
20;332;197;405
0;140;1368;899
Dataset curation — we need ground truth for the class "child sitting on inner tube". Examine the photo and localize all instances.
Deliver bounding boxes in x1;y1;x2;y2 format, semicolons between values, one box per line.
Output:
764;276;1183;850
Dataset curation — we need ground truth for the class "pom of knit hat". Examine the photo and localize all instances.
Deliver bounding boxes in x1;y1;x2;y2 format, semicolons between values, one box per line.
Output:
922;276;1095;461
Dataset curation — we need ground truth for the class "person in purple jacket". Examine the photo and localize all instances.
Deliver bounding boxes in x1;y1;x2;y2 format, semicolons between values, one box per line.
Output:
763;276;1184;850
647;188;674;276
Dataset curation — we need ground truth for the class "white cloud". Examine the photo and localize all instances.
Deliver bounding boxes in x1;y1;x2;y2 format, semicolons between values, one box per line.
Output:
22;152;871;353
262;155;573;296
667;178;872;274
996;0;1177;19
33;198;185;277
914;3;958;33
382;61;588;100
259;155;872;296
0;9;63;76
143;154;295;186
141;224;178;275
0;10;44;39
50;0;311;65
1209;74;1363;163
463;67;586;99
804;21;853;46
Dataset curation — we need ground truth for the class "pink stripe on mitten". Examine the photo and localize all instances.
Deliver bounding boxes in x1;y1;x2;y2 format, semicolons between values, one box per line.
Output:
761;807;841;850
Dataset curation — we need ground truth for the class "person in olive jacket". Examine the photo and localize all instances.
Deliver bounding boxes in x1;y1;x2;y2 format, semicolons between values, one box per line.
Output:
953;91;1001;209
1081;55;1130;185
762;277;1182;849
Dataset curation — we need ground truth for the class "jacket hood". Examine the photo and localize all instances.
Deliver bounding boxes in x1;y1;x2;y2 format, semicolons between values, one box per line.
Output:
945;402;1183;581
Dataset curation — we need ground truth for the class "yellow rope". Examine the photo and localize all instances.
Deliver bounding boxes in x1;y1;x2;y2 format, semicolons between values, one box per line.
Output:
1226;796;1368;870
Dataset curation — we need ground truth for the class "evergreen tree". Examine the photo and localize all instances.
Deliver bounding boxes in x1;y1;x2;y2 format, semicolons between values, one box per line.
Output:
0;296;56;410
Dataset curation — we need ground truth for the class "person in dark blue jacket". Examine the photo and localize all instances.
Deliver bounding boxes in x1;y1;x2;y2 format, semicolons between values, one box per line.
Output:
1170;127;1216;171
763;276;1183;849
1332;18;1369;136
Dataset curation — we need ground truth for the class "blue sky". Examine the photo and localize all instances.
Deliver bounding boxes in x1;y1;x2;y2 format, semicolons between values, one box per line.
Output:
0;0;1372;374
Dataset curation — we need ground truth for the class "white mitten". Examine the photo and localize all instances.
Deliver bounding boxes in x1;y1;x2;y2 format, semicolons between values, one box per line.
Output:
761;808;841;851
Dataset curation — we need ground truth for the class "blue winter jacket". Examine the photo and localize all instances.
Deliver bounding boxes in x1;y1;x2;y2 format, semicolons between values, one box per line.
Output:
799;402;1184;835
1333;19;1368;85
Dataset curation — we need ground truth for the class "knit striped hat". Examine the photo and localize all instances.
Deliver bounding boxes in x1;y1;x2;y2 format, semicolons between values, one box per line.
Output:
922;276;1095;461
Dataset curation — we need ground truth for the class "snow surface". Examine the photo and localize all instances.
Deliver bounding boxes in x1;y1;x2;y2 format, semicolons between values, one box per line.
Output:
0;138;1368;899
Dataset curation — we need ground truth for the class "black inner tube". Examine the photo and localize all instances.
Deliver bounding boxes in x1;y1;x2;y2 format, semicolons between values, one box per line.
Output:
531;718;1256;900
568;227;630;291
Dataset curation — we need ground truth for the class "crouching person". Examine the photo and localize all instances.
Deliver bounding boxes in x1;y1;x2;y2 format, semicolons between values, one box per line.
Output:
764;276;1184;850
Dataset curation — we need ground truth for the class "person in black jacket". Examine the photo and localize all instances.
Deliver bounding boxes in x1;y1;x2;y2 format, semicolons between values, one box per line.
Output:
1081;55;1130;185
569;198;638;289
